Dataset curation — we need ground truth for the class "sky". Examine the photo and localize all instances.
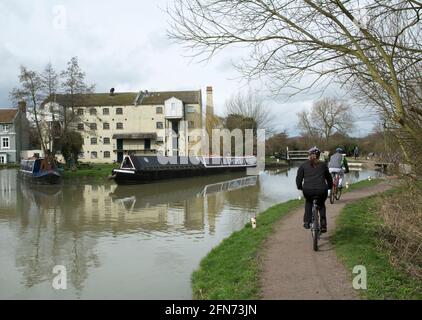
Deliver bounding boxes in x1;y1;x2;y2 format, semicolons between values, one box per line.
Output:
0;0;378;137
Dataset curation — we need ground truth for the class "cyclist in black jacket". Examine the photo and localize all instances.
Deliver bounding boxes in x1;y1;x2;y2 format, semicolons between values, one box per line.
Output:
296;147;333;233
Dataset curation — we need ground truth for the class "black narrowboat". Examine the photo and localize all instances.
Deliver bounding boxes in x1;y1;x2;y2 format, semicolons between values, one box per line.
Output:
111;155;257;185
20;158;62;185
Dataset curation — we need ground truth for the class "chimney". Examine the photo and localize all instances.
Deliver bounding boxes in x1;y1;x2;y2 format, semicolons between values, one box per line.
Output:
206;86;214;116
110;88;115;96
18;101;26;113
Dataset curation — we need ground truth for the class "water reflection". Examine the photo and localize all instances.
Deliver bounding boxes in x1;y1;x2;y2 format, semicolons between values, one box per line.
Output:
0;167;381;299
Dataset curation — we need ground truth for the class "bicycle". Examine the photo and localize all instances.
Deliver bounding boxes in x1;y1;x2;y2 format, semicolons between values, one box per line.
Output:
330;172;342;204
311;197;321;251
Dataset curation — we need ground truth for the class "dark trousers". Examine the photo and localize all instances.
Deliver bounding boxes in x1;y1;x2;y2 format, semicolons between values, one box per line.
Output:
302;188;328;227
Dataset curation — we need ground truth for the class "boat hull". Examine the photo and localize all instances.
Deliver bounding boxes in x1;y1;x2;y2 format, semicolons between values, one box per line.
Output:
112;166;249;185
19;170;62;185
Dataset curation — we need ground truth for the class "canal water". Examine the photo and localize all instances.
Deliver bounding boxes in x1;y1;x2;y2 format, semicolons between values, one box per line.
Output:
0;167;381;299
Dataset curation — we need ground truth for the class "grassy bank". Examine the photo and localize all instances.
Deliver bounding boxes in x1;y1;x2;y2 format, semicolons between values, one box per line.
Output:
332;188;422;299
0;163;20;170
345;178;381;192
62;163;118;180
191;178;385;300
192;199;303;299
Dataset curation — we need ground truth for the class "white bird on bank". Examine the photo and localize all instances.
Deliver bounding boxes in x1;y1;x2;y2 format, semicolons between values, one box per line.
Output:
346;182;349;189
368;176;372;181
251;216;257;229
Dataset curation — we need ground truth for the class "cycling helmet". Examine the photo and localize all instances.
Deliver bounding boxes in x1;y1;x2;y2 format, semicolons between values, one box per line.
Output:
336;147;344;153
308;146;321;156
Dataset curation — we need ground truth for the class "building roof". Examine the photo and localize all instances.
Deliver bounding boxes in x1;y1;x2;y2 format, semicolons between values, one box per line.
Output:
112;132;157;140
0;108;18;123
44;90;201;107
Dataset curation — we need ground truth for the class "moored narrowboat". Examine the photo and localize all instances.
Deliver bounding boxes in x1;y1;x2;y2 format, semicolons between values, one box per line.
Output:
111;155;257;185
20;157;61;185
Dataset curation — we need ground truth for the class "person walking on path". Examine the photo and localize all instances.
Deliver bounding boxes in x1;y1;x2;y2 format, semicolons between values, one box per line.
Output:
354;146;360;160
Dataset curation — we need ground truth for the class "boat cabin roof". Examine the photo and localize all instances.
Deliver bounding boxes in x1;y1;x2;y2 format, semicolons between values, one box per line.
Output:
121;155;203;171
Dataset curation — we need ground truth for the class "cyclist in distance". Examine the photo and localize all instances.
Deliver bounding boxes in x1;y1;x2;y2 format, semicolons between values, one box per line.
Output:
328;147;350;190
296;147;333;233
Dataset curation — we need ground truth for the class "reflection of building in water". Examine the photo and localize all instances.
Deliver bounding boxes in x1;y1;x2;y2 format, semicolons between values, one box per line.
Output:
222;177;260;210
0;169;17;212
109;173;259;233
1;180;100;294
1;171;259;294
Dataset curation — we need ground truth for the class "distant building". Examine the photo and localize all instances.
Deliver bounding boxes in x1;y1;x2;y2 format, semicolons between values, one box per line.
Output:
0;103;29;164
43;88;213;163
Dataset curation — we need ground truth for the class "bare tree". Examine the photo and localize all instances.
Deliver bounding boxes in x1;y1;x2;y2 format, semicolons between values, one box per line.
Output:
168;0;422;165
225;90;275;131
10;58;95;163
266;130;288;155
298;97;353;146
40;63;60;153
60;57;95;136
10;66;47;152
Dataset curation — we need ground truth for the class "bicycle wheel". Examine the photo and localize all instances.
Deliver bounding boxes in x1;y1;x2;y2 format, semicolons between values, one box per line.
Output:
330;184;336;204
335;186;342;200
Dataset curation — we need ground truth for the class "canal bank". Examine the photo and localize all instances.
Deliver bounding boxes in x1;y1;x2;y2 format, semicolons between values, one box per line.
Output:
191;178;412;300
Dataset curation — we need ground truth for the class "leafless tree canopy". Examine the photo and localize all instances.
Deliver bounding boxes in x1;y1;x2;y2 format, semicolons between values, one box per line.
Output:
169;1;421;92
225;90;274;131
297;97;353;145
10;57;94;156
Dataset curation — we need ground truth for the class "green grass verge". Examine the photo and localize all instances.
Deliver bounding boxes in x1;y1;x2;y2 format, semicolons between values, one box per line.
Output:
345;178;382;192
62;163;118;180
192;199;303;300
0;163;20;169
332;190;422;299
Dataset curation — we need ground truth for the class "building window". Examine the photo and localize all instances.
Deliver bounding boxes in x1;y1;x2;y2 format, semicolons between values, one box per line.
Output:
1;137;10;149
91;151;97;159
144;139;151;150
104;151;110;158
103;108;109;115
116;122;123;129
77;109;84;116
0;154;6;164
187;106;195;113
156;122;163;129
89;108;97;115
91;138;97;145
77;123;84;130
90;123;97;130
103;137;110;144
156;106;163;114
103;122;110;130
3;124;10;132
188;121;195;129
116;108;123;115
